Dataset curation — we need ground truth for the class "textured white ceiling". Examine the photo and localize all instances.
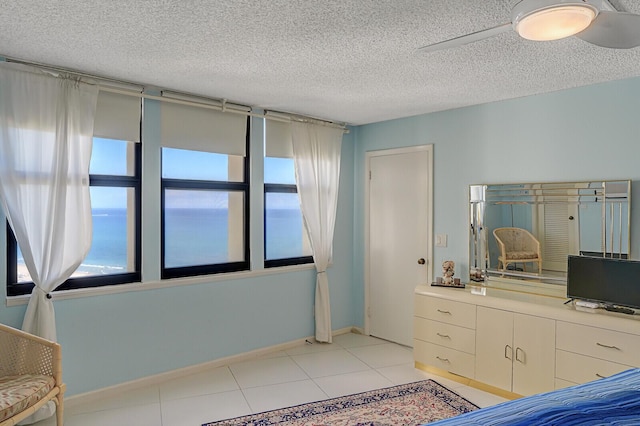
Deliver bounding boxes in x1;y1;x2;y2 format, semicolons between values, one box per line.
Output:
1;0;639;125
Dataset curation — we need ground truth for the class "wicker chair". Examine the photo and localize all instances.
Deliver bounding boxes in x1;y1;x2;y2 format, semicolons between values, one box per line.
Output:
493;227;542;275
0;322;64;426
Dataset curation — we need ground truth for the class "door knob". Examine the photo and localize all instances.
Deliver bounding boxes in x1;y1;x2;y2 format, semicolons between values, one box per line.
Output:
417;258;426;265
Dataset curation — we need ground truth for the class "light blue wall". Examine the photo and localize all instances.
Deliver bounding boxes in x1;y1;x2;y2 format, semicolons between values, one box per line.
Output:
0;108;356;396
3;71;640;397
352;76;640;328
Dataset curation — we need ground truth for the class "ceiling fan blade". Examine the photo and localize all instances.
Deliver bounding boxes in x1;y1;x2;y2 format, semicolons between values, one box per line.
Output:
417;23;511;54
576;11;640;49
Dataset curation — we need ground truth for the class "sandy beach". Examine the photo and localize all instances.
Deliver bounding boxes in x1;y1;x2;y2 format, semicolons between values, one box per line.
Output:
17;264;92;283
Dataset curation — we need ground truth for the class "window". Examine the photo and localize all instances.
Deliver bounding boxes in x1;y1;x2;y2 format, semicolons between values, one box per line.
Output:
7;91;142;296
264;120;313;268
7;137;142;296
161;147;250;278
158;98;251;279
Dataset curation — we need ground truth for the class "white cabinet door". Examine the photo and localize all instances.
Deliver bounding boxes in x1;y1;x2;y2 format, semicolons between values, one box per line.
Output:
475;307;513;391
512;313;556;396
476;307;556;396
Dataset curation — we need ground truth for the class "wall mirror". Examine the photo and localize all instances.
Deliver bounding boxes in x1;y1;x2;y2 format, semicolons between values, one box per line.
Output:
469;180;631;286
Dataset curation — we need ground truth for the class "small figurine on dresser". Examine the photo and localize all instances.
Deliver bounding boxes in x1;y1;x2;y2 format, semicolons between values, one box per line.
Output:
442;260;455;285
433;260;463;287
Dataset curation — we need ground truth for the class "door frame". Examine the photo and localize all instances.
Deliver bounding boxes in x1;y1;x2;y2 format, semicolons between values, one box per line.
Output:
364;144;434;337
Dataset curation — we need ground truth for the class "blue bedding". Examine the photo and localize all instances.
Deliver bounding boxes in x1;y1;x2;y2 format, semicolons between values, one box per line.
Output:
430;369;640;425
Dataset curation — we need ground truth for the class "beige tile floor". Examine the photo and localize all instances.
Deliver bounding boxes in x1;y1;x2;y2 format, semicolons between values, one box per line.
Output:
38;333;507;426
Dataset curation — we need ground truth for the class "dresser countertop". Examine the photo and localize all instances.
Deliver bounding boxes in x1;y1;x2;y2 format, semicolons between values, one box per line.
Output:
415;283;640;334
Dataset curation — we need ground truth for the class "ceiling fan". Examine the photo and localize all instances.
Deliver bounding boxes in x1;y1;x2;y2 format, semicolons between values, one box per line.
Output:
418;0;640;53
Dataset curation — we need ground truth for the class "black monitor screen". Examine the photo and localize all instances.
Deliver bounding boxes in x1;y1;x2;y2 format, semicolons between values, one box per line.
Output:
567;255;640;309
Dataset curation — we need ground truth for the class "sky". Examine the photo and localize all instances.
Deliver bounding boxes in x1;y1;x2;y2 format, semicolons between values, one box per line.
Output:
90;138;298;209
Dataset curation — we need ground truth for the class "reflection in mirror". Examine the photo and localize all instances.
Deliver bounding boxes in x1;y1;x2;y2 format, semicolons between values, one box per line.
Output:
469;181;631;285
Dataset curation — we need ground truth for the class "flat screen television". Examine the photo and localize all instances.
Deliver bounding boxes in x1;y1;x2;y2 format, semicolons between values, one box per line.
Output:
567;255;640;310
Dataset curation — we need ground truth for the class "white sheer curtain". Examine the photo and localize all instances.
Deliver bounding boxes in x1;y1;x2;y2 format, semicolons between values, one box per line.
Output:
0;63;98;342
291;121;343;343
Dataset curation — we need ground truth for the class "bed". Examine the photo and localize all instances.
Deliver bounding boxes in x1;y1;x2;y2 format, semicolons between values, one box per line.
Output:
430;368;640;425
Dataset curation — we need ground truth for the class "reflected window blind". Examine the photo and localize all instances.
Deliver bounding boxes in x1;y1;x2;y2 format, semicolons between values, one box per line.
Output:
543;203;569;263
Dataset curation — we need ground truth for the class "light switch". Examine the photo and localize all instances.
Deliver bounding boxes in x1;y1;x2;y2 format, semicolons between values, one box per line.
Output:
435;234;447;247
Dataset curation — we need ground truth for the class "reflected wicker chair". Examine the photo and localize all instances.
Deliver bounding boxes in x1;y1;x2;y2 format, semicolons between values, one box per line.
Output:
0;322;64;426
493;227;542;275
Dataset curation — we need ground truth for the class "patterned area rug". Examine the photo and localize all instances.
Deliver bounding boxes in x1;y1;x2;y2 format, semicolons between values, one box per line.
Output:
203;379;479;426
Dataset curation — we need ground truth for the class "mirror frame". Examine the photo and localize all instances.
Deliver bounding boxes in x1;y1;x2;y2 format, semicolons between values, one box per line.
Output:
469;180;631;286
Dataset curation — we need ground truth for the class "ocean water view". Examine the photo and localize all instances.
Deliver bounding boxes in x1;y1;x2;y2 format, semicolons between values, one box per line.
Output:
17;207;307;281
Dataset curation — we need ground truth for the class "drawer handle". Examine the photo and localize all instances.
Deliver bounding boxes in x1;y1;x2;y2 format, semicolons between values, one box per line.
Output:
515;347;525;364
436;333;451;339
596;373;607;379
437;309;452;315
436;356;450;363
596;342;621;351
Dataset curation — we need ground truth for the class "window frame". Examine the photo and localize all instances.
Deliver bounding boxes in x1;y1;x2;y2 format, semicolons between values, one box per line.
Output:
263;182;314;268
6;142;142;297
160;117;251;279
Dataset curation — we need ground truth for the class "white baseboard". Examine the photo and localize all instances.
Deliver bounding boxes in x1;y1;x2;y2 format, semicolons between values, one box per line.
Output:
350;326;365;335
66;326;358;408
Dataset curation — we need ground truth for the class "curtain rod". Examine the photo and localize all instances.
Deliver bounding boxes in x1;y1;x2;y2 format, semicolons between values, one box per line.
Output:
2;56;349;133
265;110;349;132
3;57;144;92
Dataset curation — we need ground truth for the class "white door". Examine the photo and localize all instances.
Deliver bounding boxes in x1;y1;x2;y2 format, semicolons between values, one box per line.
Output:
367;146;432;347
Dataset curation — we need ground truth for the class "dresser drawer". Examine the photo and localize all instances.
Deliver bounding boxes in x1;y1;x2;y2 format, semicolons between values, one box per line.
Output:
556;349;633;384
414;317;476;354
556;321;640;367
414;296;476;329
414;339;475;378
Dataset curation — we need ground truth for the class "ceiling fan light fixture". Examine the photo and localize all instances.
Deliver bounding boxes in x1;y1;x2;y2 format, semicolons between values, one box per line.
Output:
513;1;597;41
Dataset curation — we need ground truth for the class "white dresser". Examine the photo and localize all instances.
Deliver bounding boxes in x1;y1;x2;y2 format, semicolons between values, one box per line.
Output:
414;284;640;398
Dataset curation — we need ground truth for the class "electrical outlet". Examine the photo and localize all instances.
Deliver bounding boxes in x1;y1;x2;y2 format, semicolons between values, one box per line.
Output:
435;234;448;247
